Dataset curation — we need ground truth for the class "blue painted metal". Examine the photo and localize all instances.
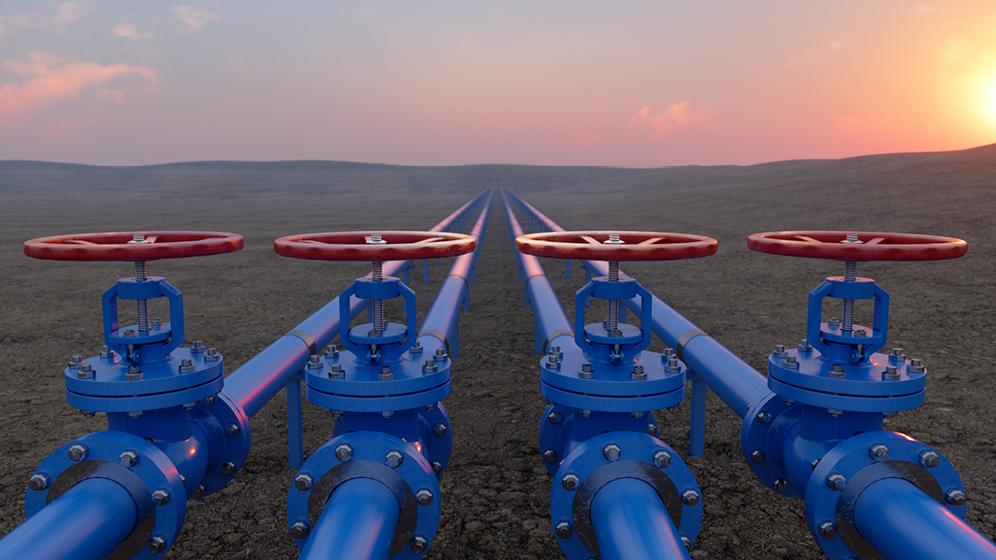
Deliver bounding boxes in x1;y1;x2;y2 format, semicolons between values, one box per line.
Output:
591;478;692;560
852;477;996;560
0;477;138;560
287;371;305;468
299;478;400;560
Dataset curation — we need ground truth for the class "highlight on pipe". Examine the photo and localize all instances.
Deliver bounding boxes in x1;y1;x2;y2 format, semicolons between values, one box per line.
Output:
23;231;244;261
514;231;717;261
273;231;476;262
746;231;967;261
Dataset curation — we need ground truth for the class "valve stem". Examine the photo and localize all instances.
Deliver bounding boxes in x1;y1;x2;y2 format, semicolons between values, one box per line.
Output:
840;234;861;332
369;234;386;335
129;234;151;333
605;234;623;336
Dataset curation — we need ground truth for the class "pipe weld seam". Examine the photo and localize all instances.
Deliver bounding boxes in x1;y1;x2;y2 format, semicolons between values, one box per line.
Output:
543;329;574;355
417;329;451;357
285;329;317;356
676;329;708;362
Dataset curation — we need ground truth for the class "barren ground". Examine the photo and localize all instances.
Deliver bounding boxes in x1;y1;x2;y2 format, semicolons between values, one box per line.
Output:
1;147;995;559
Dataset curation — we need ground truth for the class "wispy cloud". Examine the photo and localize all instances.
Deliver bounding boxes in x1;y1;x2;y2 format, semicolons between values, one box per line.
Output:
0;51;158;124
3;3;91;30
113;24;155;40
172;6;220;33
628;102;710;139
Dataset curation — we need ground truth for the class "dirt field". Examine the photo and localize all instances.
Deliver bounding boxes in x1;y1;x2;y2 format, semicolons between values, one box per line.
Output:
1;147;995;559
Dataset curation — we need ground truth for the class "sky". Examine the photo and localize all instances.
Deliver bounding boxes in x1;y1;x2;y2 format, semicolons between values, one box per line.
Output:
1;1;996;167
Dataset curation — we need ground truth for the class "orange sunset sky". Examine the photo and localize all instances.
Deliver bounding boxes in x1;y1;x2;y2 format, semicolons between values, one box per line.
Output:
1;1;995;167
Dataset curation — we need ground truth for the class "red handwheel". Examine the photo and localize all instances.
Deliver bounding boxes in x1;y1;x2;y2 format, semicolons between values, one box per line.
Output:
747;231;967;261
515;231;717;261
274;231;476;261
23;231;244;261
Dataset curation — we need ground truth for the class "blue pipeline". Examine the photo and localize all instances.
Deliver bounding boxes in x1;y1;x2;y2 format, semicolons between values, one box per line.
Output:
225;190;489;418
852;478;996;560
500;191;574;353
505;191;767;418
417;191;495;357
299;478;400;560
591;478;690;560
0;478;137;560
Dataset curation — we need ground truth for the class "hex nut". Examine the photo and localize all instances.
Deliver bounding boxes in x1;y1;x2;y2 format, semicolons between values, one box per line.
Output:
416;489;434;506
28;473;50;491
119;450;139;468
919;450;940;468
386;450;404;468
555;521;573;539
946;489;967;506
430;461;443;475
653;450;671;468
827;473;846;491
648;424;658;436
291;521;309;539
561;473;579;491
547;411;563;425
179;359;196;373
543;449;558;463
225;423;240;437
295;473;313;491
221;461;237;475
205;348;221;362
126;366;144;381
422;359;438;373
379;366;394;380
751;450;765;464
407;342;422;356
191;340;205;353
579;364;594;379
664;358;681;374
335;444;353;461
152;489;170;506
773;478;788;492
631;365;646;380
68;444;88;462
869;444;890;461
603;444;621;462
681;489;700;506
756;411;772;424
681;535;692;551
818;521;837;539
148;535;167;554
193;484;206;498
433;423;448;437
410;535;428;553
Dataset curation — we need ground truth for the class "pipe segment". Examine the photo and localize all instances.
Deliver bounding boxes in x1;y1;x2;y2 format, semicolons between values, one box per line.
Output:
852;477;996;560
225;190;489;418
590;478;691;560
299;478;401;560
0;478;138;560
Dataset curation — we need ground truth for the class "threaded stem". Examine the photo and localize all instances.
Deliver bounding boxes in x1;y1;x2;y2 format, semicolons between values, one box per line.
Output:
606;260;620;334
134;258;149;333
371;260;384;333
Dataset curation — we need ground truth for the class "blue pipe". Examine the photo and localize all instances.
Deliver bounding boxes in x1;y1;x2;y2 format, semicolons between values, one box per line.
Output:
299;478;400;560
591;478;691;560
225;191;488;417
506;191;767;417
0;478;137;560
852;477;996;560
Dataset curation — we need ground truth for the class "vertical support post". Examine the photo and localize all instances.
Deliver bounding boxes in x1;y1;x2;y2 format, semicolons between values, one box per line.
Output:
566;259;571;279
287;371;305;468
423;259;429;284
688;371;706;457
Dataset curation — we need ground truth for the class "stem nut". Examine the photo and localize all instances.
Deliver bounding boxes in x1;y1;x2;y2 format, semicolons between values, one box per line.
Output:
653;450;672;468
386;450;404;468
869;444;890;461
119;450;139;468
561;473;579;491
827;473;846;491
68;444;88;462
416;489;434;506
681;489;700;506
410;535;428;554
294;473;313;491
543;449;558;463
919;450;940;468
221;461;237;475
335;444;353;461
152;489;170;506
148;535;167;554
28;473;50;491
818;521;837;539
751;450;765;463
433;423;448;437
555;521;573;539
290;521;309;539
603;444;621;462
946;489;967;506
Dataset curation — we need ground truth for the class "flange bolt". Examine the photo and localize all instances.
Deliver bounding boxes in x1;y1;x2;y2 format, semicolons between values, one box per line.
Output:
328;364;344;378
179;359;196;373
152;489;170;506
549;345;563;359
379;366;394;380
28;473;50;491
77;364;95;379
547;410;562;424
889;347;905;362
946;489;967;506
386;450;404;468
324;344;340;359
148;535;167;554
307;355;323;370
783;355;799;369
773;478;788;492
908;358;925;372
555;521;574;539
430;461;443;475
543;449;558;463
751;450;765;463
408;342;422;356
434;348;448;363
818;521;837;539
225;423;240;437
416;489;434;506
827;473;846;491
126;366;144;381
433;423;448;437
294;473;313;491
561;473;579;491
193;485;206;497
423;359;438;374
828;364;846;379
119;450;139;468
882;365;900;381
205;348;220;362
100;346;115;359
681;489;700;506
603;444;621;462
919;450;940;469
290;521;309;539
663;348;676;360
681;535;692;551
191;340;205;353
828;317;840;330
221;461;236;475
757;411;772;424
547;355;561;370
648;424;658;436
869;444;890;461
335;444;353;461
664;358;681;374
798;339;813;353
69;355;84;368
631;364;646;381
773;344;787;358
579;364;594;379
68;444;88;462
410;535;428;554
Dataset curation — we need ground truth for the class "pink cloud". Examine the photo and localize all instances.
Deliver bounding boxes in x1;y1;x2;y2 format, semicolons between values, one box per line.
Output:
113;24;155;40
172;6;220;33
0;51;158;124
628;102;710;139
